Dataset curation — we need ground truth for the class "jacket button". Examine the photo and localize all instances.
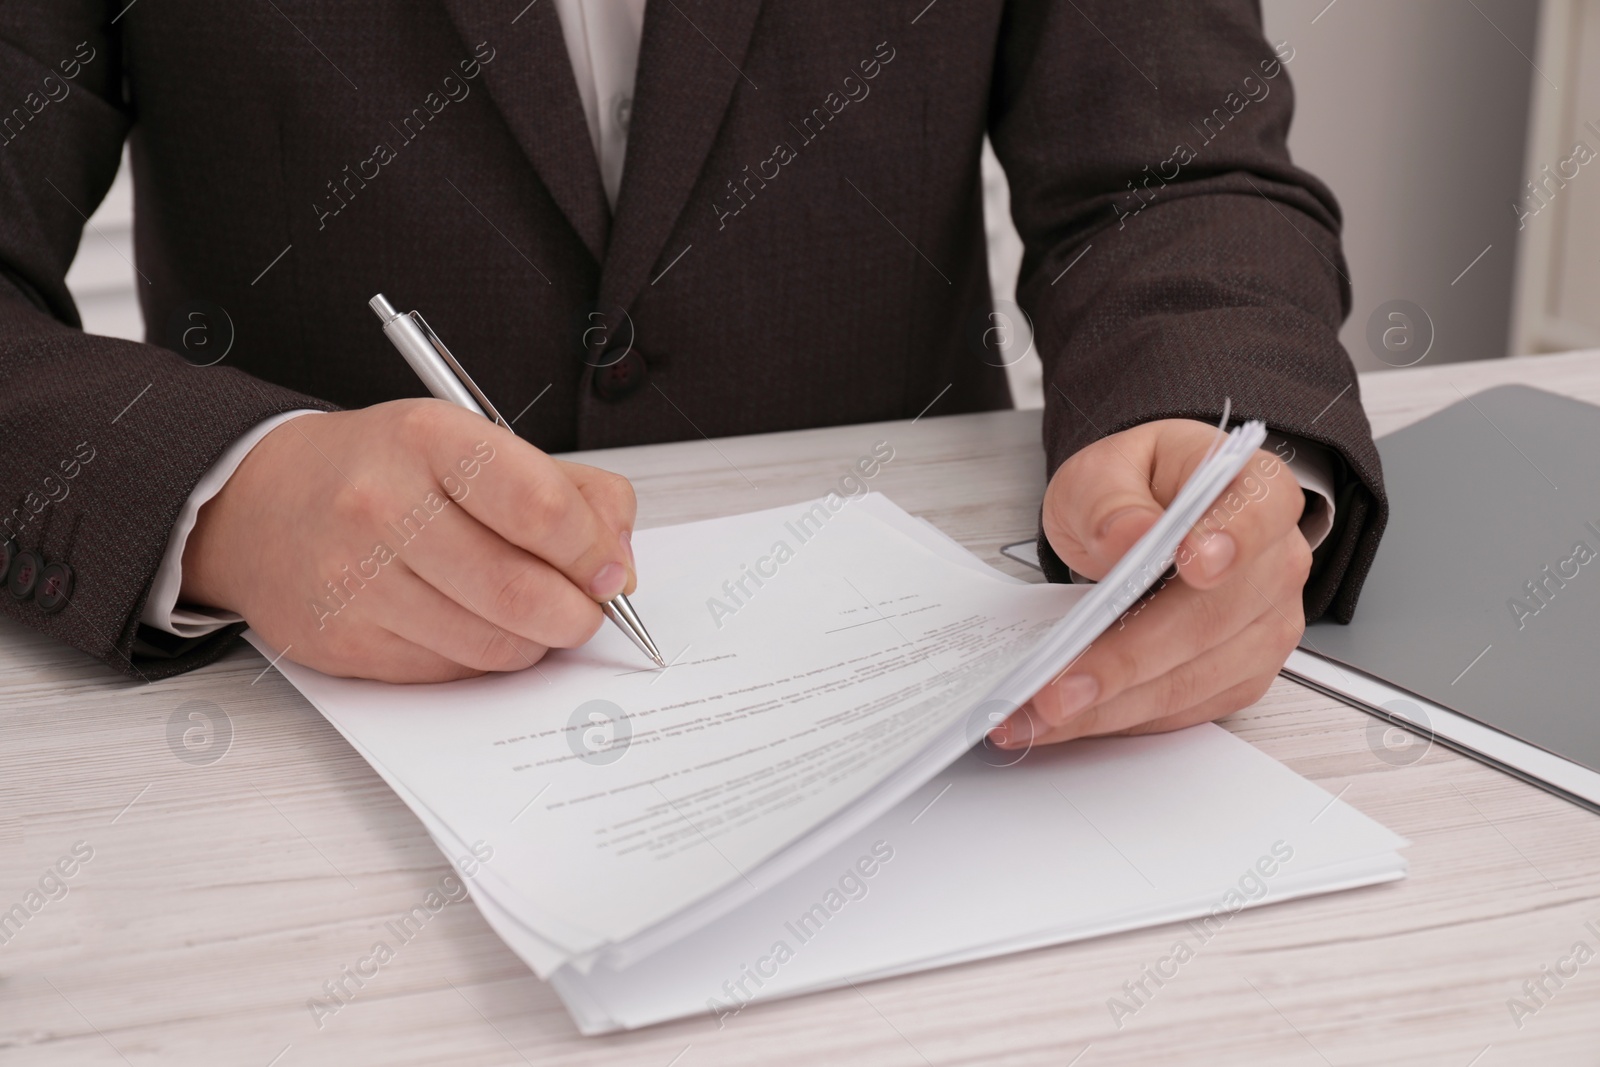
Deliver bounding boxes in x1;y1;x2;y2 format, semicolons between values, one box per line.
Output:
35;562;73;613
7;550;41;600
591;348;648;401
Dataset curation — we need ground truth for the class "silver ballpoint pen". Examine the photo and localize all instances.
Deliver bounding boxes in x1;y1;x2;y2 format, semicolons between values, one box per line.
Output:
368;293;667;668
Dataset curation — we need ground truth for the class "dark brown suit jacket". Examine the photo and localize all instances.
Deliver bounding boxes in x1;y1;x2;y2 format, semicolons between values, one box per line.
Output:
0;0;1384;680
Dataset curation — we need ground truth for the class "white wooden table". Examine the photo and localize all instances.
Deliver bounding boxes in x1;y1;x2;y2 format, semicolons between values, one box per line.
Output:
7;351;1600;1066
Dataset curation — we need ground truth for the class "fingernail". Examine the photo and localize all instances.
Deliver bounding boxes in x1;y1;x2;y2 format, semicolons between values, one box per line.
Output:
622;529;635;570
590;562;627;600
1044;674;1099;725
988;720;1010;747
1195;532;1237;580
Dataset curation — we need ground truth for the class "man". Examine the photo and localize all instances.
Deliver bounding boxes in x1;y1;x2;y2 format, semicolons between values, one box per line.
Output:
0;0;1383;747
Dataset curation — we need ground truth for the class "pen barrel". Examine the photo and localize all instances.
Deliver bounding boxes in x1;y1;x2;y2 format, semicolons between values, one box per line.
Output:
379;316;489;418
368;292;661;668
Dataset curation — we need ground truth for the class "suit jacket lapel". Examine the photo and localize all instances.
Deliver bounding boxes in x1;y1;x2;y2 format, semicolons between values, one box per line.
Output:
438;0;611;262
600;0;763;314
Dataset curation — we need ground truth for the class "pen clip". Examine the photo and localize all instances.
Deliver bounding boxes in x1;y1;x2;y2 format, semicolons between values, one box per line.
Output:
408;310;513;431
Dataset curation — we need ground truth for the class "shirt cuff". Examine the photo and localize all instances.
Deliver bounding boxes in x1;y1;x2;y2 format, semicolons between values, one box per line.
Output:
1265;431;1336;550
139;410;323;637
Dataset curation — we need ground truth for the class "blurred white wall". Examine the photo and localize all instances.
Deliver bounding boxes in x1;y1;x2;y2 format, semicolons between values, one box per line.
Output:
64;148;142;342
1262;0;1541;371
1510;0;1600;355
980;141;1042;408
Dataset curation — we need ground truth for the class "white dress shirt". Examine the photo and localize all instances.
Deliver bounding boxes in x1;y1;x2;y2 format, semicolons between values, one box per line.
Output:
138;6;1337;636
552;0;648;208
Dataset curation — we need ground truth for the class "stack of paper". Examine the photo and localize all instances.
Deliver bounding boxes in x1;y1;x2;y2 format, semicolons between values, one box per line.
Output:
250;423;1407;1032
552;727;1406;1032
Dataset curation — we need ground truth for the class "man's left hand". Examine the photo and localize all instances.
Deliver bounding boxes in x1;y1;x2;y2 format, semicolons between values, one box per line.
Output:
996;418;1313;748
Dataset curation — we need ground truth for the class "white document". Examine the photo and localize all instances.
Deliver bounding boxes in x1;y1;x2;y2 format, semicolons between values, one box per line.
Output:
547;500;1407;1033
259;495;1095;966
550;727;1407;1033
250;423;1309;984
315;502;1408;1034
248;431;1415;1035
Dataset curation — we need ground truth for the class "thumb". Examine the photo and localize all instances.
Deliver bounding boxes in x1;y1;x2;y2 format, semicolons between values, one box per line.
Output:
1042;436;1164;581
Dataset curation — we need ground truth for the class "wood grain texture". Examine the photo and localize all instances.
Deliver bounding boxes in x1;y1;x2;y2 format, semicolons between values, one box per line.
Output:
6;354;1600;1065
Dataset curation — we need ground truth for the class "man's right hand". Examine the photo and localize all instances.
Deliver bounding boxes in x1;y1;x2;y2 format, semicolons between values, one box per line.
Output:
180;400;638;682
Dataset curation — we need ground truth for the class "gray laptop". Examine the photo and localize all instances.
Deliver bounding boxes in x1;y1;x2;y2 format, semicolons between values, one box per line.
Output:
1295;384;1600;810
